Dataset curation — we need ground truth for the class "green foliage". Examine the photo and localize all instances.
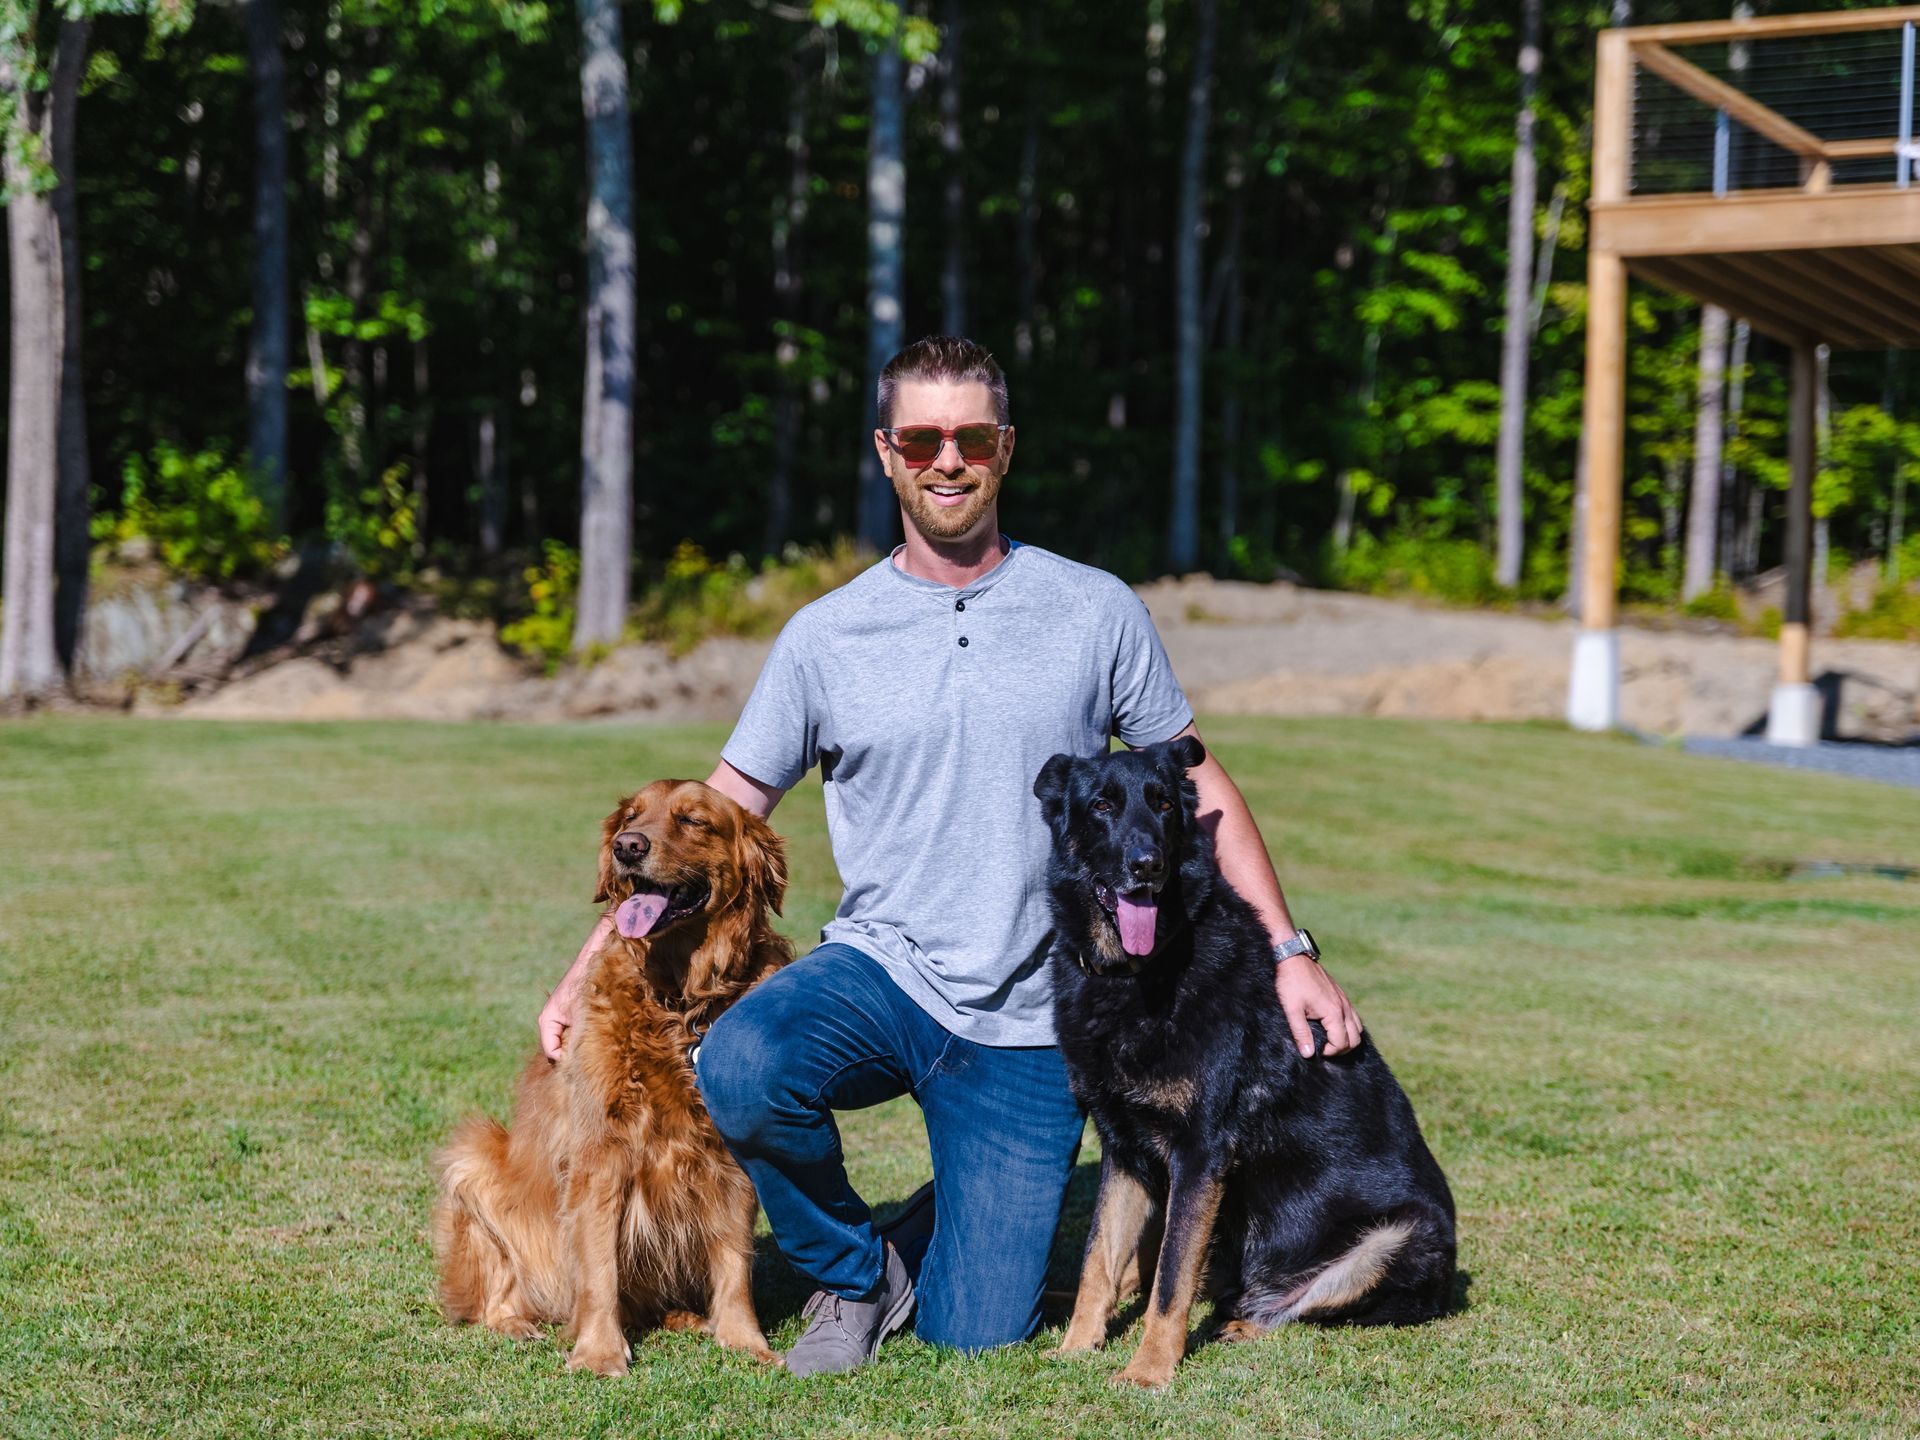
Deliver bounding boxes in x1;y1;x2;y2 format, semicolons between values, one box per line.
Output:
499;539;580;670
1834;582;1920;642
92;442;288;581
324;463;420;580
632;538;869;656
1328;529;1499;607
1681;582;1742;625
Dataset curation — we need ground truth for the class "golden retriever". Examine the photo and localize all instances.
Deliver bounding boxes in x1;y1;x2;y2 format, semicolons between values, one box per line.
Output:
431;779;791;1374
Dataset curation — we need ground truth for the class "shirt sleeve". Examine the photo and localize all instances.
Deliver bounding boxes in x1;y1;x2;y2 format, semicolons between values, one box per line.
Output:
1108;583;1194;746
720;616;821;791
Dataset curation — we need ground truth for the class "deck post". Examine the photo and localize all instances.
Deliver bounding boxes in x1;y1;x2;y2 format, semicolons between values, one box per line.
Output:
1569;28;1632;732
1767;342;1821;746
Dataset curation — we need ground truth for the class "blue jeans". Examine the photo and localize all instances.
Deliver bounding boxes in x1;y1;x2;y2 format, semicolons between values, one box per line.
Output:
694;943;1085;1351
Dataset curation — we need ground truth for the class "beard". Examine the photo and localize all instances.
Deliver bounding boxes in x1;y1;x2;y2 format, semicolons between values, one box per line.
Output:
891;465;1003;543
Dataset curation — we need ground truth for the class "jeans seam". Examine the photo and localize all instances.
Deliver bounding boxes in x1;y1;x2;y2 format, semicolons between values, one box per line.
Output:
913;1032;960;1093
804;1049;895;1112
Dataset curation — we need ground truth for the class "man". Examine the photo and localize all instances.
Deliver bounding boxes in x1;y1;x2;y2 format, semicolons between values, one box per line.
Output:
536;336;1361;1375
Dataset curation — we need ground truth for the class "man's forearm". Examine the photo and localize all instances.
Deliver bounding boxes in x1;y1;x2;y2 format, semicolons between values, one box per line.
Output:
1191;752;1296;943
561;912;617;991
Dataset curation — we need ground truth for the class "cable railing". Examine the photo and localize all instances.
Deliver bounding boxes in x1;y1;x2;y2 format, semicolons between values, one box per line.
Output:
1616;8;1920;198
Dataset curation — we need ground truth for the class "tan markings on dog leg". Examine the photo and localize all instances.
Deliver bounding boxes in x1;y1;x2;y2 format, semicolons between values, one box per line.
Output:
563;1163;633;1376
1286;1220;1415;1320
1116;1175;1222;1389
1113;1204;1163;1303
1062;1163;1156;1352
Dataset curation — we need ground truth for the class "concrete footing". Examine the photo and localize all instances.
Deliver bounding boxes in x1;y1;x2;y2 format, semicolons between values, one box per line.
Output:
1567;628;1621;732
1765;682;1821;747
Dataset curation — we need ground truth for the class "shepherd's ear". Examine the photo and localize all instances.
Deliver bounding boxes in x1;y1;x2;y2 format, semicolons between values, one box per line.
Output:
1168;734;1206;772
1033;753;1075;821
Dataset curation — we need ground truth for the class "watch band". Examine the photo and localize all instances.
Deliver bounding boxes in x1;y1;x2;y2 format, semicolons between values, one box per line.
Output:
1273;927;1319;964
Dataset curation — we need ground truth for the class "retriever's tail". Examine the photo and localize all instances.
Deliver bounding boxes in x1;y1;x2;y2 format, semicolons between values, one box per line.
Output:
1238;1212;1452;1328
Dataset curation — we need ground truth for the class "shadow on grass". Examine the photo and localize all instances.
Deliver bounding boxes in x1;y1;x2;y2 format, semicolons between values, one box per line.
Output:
748;1159;1471;1340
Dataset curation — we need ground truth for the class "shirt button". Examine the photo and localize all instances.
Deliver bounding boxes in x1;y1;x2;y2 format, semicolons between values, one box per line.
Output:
955;599;966;612
957;636;969;648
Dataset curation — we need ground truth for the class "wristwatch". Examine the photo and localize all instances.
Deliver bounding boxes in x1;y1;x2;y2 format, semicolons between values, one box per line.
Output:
1273;928;1320;965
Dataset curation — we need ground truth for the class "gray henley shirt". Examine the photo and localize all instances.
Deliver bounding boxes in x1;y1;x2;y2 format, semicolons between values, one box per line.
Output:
719;540;1192;1047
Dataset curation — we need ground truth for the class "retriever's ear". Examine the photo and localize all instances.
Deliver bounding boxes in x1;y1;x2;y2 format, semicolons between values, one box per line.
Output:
736;811;789;916
1033;753;1075;824
592;798;630;904
1167;734;1206;773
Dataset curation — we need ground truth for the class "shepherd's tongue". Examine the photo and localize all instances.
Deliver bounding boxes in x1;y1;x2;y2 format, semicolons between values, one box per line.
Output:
1115;891;1158;956
615;886;670;939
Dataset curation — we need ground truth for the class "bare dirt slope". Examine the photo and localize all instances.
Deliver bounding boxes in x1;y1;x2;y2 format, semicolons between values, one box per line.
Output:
178;576;1920;741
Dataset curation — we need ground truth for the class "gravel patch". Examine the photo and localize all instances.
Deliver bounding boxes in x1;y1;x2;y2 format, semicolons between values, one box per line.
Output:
1678;735;1920;789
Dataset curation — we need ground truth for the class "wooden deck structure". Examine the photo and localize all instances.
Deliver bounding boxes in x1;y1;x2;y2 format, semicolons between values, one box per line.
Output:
1571;7;1920;743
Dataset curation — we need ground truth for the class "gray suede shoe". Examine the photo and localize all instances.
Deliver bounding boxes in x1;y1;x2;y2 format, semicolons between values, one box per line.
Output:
783;1243;915;1378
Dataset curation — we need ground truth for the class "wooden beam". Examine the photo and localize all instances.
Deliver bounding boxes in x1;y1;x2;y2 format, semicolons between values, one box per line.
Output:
1823;137;1904;161
1579;249;1627;634
1633;42;1828;162
1624;8;1920;46
1593;30;1632;206
1868;244;1920;283
1818;247;1920;331
1592;187;1920;257
1732;251;1899;347
1628;257;1815;345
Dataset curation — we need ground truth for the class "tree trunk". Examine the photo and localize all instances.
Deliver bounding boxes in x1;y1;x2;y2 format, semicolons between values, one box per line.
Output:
1494;0;1541;590
1216;143;1246;569
938;0;966;336
1720;318;1751;578
51;18;91;674
1682;305;1729;601
476;406;504;557
1;41;67;698
1166;0;1216;575
1013;12;1040;366
244;0;290;531
857;29;905;553
573;0;636;650
766;34;811;555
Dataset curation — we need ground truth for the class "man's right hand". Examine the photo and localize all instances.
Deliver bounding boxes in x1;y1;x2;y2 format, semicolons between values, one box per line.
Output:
542;913;616;1061
538;976;578;1061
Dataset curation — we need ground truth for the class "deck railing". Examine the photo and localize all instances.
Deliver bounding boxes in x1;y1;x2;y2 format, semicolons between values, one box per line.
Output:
1604;8;1920;200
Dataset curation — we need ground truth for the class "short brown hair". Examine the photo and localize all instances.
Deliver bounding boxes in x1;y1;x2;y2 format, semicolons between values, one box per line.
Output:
876;336;1010;429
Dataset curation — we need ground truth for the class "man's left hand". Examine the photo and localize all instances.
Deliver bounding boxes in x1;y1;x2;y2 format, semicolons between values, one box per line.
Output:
1276;955;1362;1058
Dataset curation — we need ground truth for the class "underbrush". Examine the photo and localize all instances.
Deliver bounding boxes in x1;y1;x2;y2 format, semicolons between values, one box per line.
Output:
499;539;871;668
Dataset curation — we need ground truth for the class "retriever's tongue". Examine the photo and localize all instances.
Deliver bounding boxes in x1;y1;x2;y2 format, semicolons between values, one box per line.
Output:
615;886;670;939
1115;891;1158;956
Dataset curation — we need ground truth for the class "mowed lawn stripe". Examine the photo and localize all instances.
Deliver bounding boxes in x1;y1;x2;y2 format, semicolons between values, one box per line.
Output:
1;716;1915;1438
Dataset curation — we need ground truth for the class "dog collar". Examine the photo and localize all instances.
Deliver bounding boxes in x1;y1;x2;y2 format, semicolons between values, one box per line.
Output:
1075;949;1145;977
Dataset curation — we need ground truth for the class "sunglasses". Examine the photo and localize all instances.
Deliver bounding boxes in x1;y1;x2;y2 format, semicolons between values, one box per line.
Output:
883;423;1010;468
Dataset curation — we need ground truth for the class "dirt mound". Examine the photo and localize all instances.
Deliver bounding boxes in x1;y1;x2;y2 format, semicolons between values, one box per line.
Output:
172;573;1920;741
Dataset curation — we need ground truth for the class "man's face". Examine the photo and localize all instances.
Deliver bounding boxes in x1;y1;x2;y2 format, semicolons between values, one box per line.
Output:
872;378;1015;545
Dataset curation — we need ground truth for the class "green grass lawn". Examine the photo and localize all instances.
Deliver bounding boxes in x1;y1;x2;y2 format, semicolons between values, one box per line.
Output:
2;716;1917;1438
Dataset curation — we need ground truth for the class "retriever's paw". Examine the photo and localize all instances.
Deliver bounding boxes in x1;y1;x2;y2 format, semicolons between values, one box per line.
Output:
566;1336;632;1377
661;1310;710;1334
1057;1321;1108;1353
484;1313;543;1342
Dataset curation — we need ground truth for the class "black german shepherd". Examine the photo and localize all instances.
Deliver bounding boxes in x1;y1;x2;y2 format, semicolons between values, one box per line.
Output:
1034;736;1455;1387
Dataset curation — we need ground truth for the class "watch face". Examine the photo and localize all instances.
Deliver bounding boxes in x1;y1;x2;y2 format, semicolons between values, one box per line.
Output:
1295;928;1318;960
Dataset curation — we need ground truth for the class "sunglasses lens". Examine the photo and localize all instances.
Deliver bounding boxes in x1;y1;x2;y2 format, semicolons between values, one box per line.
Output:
954;425;1001;459
893;427;942;463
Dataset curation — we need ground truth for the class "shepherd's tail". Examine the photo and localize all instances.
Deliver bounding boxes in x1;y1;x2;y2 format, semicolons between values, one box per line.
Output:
1238;1212;1452;1328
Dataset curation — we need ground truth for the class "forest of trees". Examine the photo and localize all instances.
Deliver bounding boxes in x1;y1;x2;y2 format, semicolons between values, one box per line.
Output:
2;0;1918;697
